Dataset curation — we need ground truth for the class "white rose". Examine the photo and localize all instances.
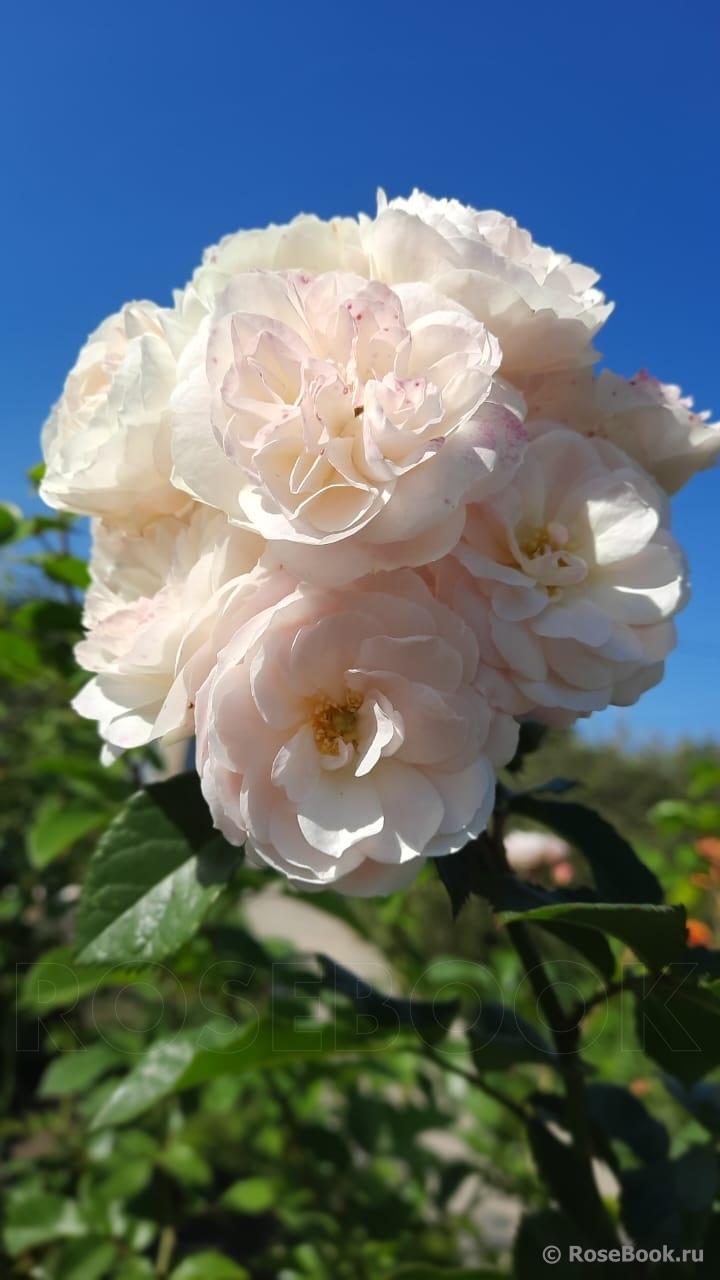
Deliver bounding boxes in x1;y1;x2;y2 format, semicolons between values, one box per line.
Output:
434;429;688;721
171;268;526;585
524;367;720;495
40;302;190;530
194;568;519;895
364;190;612;385
73;506;263;760
178;212;367;327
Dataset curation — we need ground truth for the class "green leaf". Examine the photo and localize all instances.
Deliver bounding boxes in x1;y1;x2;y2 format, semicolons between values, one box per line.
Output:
3;1187;87;1256
56;1239;117;1280
91;1018;419;1129
635;977;720;1084
505;792;663;905
0;501;21;544
39;1044;121;1097
584;1083;669;1163
19;947;147;1013
620;1162;680;1250
169;1252;249;1280
28;798;107;868
663;1076;720;1133
221;1176;276;1214
433;840;485;917
531;919;616;982
114;1260;155;1280
466;1000;554;1068
0;630;41;680
502;903;687;971
94;1157;154;1203
89;1034;198;1129
157;1141;213;1188
318;954;459;1046
37;552;91;589
75;774;241;964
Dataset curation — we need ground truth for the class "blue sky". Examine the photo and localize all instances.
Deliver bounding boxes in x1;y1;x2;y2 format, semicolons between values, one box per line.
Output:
1;0;717;740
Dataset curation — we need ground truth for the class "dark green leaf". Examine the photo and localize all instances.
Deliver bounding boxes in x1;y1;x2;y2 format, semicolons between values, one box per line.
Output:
531;920;616;981
466;1000;554;1068
505;792;663;904
318;954;459;1045
663;1076;720;1134
433;839;488;917
74;775;241;964
634;977;720;1084
620;1163;680;1250
504;720;547;774
674;1143;718;1215
584;1083;669;1163
502;903;687;971
528;778;577;796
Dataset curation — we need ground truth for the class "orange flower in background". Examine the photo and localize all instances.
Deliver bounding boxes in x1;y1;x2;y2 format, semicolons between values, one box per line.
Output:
686;919;713;948
696;837;720;866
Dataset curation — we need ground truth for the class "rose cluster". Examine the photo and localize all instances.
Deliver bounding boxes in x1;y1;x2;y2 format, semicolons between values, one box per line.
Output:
41;191;717;895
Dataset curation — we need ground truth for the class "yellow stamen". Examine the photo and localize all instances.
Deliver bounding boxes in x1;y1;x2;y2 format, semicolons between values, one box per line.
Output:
311;692;363;756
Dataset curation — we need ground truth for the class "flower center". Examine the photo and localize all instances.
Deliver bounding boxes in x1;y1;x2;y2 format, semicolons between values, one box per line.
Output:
311;692;364;756
519;521;571;560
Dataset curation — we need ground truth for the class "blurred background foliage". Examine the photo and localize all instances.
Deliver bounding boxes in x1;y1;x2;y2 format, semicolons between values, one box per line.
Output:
2;481;720;1279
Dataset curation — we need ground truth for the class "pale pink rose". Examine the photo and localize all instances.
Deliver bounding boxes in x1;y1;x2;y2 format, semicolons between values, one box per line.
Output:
194;568;519;895
504;830;571;874
364;191;612;385
73;507;263;761
177;213;367;330
433;429;688;721
524;367;720;495
40;302;192;530
171;269;526;584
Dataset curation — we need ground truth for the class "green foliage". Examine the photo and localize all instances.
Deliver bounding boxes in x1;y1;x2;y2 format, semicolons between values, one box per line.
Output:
3;497;720;1277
